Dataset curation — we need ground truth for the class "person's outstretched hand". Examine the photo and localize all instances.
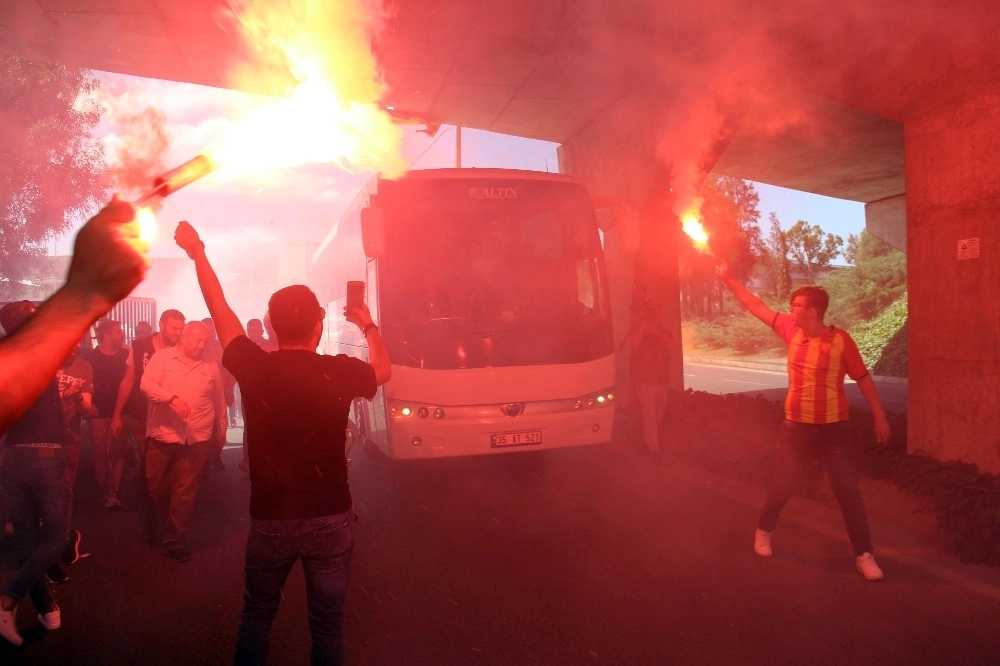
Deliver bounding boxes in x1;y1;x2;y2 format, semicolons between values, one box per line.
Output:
65;195;149;308
174;221;203;257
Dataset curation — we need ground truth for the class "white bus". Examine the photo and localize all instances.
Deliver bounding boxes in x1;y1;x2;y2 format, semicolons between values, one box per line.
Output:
311;168;616;459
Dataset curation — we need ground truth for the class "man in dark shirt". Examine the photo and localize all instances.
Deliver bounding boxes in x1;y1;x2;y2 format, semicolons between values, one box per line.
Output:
84;319;129;508
628;299;675;465
54;341;95;569
0;302;71;646
174;221;391;665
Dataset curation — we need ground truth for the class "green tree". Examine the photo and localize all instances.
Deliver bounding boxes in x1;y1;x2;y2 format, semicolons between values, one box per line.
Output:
1;57;108;298
844;233;859;265
765;212;792;300
784;219;843;279
679;176;762;317
822;230;906;325
852;228;897;262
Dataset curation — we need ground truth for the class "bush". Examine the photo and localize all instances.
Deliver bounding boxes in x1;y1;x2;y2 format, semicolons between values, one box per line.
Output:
683;311;783;356
683;289;909;378
726;315;781;354
851;295;908;377
822;246;906;328
683;318;730;350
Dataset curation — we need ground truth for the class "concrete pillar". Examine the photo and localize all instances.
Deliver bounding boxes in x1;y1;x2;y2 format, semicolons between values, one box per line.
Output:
558;98;684;400
905;89;1000;474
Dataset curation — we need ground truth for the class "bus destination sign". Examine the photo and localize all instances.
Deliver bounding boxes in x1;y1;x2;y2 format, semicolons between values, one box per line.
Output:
468;186;518;199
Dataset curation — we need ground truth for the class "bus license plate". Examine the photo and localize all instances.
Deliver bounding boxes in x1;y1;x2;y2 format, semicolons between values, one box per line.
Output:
490;430;542;448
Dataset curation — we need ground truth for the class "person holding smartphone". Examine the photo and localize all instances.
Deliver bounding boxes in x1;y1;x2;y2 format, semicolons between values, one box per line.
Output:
173;221;390;664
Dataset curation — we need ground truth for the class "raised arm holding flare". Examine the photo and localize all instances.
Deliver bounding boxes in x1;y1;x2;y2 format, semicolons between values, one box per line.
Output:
715;260;891;581
0;197;148;432
174;220;390;662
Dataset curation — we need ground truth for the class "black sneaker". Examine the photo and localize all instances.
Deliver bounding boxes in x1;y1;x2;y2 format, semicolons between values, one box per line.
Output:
47;564;69;584
165;546;191;563
62;529;82;565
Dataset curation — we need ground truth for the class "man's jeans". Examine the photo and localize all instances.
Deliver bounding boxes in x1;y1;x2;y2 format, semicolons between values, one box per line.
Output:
234;510;354;666
758;420;874;555
145;439;211;548
0;446;71;612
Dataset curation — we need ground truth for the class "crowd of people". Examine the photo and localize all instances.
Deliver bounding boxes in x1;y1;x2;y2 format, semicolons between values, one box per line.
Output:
0;196;892;663
0;201;391;664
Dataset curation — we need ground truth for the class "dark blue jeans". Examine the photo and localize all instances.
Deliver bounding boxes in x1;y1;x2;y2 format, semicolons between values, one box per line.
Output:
1;446;71;612
758;420;874;556
234;510;354;666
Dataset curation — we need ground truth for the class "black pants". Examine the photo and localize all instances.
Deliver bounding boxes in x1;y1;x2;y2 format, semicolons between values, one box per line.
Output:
758;420;874;556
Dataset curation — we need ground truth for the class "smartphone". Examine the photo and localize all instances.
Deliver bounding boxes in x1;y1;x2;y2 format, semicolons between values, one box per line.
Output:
346;281;365;310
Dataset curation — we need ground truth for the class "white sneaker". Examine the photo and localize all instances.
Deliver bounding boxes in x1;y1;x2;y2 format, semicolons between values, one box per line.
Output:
754;529;773;557
856;552;884;581
38;604;61;630
0;606;23;646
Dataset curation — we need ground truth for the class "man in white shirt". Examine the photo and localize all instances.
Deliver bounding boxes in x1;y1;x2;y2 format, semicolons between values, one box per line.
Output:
140;321;226;562
110;309;185;542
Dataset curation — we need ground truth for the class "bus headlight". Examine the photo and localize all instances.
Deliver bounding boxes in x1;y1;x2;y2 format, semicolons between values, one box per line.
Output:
417;407;429;418
433;408;445;419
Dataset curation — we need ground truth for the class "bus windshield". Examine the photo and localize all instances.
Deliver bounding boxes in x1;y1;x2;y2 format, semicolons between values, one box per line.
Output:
378;178;613;370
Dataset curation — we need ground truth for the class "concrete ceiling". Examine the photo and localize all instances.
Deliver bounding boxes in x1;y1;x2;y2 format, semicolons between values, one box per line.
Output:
2;1;998;206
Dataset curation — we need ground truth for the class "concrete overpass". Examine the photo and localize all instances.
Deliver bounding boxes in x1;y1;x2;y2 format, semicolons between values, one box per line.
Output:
2;1;999;472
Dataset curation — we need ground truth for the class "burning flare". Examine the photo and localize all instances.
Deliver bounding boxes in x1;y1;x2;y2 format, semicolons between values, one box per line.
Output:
136;206;157;243
134;0;406;208
135;155;219;205
219;0;405;177
682;213;711;253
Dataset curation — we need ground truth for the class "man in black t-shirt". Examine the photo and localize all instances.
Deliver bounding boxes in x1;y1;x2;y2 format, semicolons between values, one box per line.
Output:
174;221;391;665
84;319;129;509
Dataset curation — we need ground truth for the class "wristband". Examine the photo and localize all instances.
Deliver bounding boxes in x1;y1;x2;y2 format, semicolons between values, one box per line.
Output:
362;323;378;337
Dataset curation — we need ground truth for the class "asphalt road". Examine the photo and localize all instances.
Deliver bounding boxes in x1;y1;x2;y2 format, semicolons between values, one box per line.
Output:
2;422;997;665
683;362;909;415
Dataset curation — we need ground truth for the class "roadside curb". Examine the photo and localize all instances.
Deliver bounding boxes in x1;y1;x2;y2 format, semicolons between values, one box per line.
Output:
683;354;908;387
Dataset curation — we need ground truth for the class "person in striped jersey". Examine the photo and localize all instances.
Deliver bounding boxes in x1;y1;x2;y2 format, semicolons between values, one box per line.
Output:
716;262;891;581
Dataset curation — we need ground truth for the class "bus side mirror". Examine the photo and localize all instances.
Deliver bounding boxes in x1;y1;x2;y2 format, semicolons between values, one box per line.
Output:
593;197;640;254
360;205;385;258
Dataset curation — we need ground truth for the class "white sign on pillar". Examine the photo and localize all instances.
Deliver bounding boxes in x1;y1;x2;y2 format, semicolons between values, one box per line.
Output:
957;238;980;260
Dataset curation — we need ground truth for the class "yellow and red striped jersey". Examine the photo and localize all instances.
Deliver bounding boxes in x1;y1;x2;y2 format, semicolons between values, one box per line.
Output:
772;313;869;424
